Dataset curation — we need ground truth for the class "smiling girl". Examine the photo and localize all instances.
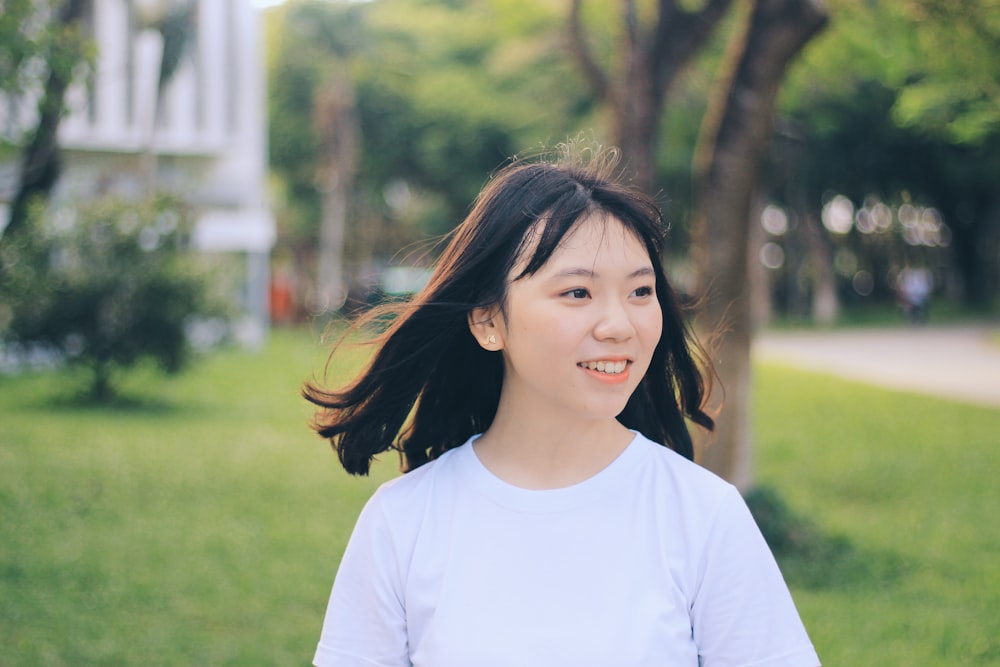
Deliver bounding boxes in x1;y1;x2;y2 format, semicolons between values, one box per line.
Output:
304;148;820;667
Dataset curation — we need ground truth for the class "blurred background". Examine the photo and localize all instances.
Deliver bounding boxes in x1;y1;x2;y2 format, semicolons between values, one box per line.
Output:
1;0;998;664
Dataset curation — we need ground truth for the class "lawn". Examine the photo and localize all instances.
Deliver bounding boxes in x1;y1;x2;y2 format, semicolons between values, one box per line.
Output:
0;328;392;666
1;328;998;665
753;365;1000;666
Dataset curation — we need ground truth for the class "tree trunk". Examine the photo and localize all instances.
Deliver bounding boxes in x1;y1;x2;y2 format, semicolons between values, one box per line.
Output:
4;0;93;240
950;193;1000;307
88;358;115;403
313;71;360;314
692;0;827;488
615;74;663;195
803;209;838;324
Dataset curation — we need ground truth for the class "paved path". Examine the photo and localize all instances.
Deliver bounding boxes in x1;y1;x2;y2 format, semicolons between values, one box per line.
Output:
754;325;1000;409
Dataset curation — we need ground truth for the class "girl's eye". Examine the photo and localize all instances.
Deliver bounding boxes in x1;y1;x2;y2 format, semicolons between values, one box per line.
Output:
633;286;654;298
565;288;590;299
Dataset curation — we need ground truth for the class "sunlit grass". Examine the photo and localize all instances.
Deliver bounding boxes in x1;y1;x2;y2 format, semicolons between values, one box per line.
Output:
754;364;1000;666
1;329;998;665
1;328;395;666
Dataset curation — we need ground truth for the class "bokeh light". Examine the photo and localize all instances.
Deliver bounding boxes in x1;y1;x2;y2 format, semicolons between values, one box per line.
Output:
759;242;785;269
821;194;854;234
760;204;788;236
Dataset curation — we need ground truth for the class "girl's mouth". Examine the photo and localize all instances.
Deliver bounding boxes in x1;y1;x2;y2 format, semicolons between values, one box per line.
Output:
577;359;628;375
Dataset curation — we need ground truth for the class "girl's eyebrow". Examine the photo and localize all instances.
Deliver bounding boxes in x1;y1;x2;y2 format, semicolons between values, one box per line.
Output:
548;266;655;280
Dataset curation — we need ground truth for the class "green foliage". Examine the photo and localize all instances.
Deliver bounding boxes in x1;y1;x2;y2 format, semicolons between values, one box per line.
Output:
0;0;94;149
784;0;1000;145
265;0;592;252
0;0;42;101
888;1;1000;144
262;0;1000;309
769;0;1000;308
0;195;227;401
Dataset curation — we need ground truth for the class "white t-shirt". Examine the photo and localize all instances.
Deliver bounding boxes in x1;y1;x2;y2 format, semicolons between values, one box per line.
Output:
314;432;820;667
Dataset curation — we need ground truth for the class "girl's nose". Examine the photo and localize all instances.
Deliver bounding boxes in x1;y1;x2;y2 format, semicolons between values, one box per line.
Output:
593;298;635;341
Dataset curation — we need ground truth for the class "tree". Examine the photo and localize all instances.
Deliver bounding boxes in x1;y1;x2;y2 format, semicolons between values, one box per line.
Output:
566;0;826;485
0;1;47;130
691;0;827;487
3;0;93;241
266;1;368;313
776;0;1000;308
266;0;589;307
313;68;360;312
0;195;226;401
567;0;734;193
888;0;1000;146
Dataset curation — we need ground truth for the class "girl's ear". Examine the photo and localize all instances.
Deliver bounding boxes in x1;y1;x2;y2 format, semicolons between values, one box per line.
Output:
468;306;504;350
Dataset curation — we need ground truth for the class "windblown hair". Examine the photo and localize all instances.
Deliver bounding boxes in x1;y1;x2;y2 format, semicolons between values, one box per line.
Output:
304;148;714;475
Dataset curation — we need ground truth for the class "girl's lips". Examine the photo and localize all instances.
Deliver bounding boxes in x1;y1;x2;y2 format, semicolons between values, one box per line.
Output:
578;360;632;385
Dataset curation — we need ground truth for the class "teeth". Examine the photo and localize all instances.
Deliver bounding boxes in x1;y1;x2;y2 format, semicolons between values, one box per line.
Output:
579;360;627;374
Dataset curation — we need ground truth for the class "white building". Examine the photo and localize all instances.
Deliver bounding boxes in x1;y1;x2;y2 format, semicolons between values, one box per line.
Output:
4;0;274;345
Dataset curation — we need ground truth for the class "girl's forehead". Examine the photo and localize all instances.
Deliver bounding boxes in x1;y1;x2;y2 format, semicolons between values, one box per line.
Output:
559;214;638;248
515;213;645;269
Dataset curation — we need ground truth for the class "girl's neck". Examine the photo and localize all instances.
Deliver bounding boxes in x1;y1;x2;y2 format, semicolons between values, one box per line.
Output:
473;409;634;490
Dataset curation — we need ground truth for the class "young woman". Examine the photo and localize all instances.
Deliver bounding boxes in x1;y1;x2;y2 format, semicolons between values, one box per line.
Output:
304;149;820;667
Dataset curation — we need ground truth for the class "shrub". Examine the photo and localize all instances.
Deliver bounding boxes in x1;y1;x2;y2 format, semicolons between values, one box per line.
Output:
0;194;228;400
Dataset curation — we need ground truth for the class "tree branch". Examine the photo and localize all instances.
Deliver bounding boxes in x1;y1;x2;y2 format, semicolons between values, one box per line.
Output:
567;0;610;102
625;0;640;63
651;0;735;94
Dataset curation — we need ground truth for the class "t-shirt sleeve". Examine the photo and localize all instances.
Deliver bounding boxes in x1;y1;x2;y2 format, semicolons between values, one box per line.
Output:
314;490;410;667
690;485;821;667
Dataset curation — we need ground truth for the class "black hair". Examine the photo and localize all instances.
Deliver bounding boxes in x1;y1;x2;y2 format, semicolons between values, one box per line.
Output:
304;148;714;475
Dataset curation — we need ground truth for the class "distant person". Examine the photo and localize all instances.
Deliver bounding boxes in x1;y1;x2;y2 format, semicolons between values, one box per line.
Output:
304;148;820;667
898;266;932;324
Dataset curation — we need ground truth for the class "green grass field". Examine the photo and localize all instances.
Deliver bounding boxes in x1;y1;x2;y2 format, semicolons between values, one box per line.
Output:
2;329;998;665
753;365;1000;665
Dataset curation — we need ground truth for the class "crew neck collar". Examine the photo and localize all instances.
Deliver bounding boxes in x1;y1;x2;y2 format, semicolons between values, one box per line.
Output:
456;431;647;513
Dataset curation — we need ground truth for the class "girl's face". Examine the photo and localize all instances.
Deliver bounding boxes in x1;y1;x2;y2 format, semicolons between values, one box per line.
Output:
491;214;662;424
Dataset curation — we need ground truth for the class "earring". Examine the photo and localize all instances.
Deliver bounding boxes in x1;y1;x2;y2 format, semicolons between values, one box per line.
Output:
486;335;497;345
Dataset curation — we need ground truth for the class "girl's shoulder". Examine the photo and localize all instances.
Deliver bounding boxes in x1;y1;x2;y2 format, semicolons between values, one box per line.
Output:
632;431;723;478
630;431;739;505
367;441;471;511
